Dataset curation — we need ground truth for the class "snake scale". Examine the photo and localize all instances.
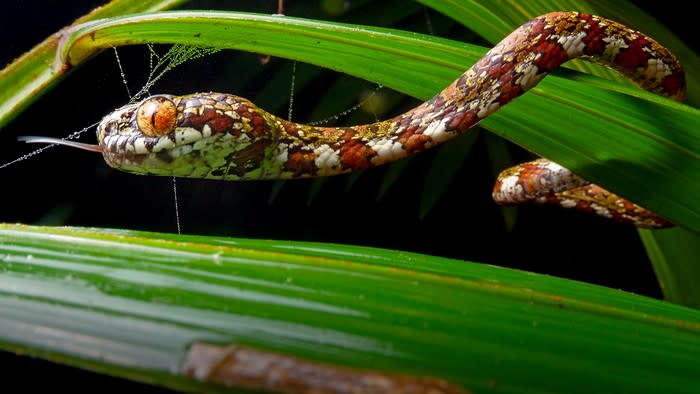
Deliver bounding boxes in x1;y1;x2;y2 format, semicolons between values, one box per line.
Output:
50;12;687;228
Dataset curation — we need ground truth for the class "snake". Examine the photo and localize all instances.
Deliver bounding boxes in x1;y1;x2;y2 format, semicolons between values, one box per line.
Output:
30;11;684;228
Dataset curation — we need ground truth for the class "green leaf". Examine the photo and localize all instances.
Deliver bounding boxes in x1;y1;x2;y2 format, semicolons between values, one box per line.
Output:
2;223;700;393
639;227;700;309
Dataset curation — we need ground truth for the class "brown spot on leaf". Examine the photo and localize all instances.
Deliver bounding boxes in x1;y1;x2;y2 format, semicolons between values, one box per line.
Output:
182;342;469;394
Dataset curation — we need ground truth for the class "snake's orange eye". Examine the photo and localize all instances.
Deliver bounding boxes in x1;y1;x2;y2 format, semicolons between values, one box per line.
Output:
136;96;177;137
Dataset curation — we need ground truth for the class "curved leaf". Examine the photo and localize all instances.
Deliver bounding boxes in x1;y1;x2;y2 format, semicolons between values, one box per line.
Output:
1;224;700;393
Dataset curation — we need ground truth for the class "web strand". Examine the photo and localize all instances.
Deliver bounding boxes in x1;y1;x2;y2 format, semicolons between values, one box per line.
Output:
130;44;221;103
172;176;182;234
308;84;384;126
287;61;297;121
112;47;131;98
0;121;99;169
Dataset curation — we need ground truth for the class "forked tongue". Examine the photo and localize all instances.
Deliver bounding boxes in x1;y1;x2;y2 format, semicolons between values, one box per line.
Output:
18;136;103;153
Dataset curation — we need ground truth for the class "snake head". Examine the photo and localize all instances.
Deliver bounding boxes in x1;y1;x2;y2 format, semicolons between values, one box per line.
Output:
96;93;277;180
97;94;180;174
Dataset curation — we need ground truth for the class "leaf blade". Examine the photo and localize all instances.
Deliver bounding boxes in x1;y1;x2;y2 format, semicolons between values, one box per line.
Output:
2;224;700;393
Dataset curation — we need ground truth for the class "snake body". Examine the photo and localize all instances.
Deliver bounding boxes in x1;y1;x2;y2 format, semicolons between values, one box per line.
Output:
96;12;684;228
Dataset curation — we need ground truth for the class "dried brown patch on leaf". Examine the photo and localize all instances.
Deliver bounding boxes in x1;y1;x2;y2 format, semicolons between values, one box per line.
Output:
182;342;470;394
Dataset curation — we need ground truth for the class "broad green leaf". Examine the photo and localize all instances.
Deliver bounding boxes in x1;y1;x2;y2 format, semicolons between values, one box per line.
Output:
639;228;700;309
417;0;512;43
2;224;700;394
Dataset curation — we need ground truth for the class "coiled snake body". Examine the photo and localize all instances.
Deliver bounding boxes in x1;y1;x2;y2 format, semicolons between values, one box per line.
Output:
93;12;684;228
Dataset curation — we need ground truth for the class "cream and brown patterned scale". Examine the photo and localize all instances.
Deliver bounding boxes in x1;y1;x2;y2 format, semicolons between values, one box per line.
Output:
95;11;685;228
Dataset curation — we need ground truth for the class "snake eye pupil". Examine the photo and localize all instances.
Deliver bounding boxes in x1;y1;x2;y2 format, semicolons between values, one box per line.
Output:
136;96;177;137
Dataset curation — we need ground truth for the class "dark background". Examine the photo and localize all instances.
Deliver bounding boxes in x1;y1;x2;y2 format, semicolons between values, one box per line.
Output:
0;1;695;392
